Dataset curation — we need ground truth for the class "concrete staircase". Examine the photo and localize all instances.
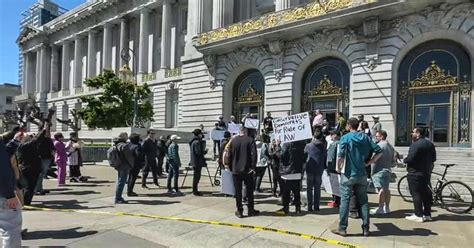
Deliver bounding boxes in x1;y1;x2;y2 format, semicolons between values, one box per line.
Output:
390;147;474;194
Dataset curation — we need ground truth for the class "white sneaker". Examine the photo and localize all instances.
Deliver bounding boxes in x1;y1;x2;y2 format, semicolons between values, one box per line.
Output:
423;215;432;221
383;206;391;214
370;207;385;215
405;214;424;223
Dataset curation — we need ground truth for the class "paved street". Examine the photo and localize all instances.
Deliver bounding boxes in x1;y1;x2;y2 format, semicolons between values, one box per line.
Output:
23;164;473;248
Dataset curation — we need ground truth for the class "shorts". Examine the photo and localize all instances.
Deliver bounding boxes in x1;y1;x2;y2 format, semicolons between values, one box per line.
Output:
372;169;390;189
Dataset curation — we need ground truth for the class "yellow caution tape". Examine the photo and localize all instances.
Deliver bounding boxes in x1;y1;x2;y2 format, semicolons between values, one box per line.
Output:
24;206;361;248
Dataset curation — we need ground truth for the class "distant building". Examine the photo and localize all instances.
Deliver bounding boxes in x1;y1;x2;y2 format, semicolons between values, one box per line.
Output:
17;0;67;88
0;83;22;133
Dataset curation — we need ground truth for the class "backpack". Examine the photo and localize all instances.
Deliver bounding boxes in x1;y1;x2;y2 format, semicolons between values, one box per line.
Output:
107;144;124;169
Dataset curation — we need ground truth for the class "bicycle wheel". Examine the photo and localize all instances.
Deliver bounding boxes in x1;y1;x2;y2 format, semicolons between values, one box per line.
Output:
397;175;412;202
440;181;473;214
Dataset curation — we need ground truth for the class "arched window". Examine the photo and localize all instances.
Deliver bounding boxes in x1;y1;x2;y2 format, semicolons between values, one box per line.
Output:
302;57;350;127
397;40;472;146
233;70;265;122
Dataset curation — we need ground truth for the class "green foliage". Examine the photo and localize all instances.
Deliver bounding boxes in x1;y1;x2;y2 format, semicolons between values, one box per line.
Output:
78;70;154;129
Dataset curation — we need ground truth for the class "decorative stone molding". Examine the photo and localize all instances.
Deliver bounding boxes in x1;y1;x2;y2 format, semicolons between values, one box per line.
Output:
382;2;474;36
285;27;356;54
363;17;380;71
197;0;375;46
365;54;379;71
203;55;218;89
266;40;284;82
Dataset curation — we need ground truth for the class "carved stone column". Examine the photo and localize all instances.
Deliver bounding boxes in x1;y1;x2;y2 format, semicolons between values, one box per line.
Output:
87;30;97;78
102;23;113;69
61;41;71;90
161;1;173;69
212;0;234;29
50;45;60;92
139;8;150;73
74;36;84;88
119;19;128;67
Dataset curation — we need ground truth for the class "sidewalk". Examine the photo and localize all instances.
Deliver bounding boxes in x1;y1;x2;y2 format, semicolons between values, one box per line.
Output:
23;165;473;248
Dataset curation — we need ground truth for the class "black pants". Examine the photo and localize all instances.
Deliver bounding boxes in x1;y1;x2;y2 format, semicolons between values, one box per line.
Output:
254;167;266;191
22;168;40;206
157;156;165;176
271;166;282;194
142;160;158;186
70;164;82;178
193;166;203;193
281;179;301;211
408;173;432;217
233;173;255;212
127;165;141;194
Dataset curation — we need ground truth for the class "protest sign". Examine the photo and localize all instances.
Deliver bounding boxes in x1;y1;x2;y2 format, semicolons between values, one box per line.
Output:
322;170;341;196
244;118;260;129
221;170;235;196
211;130;225;141
271;112;312;144
228;123;241;135
202;131;210;140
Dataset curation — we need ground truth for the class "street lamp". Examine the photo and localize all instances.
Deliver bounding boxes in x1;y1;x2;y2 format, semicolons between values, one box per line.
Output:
120;48;138;128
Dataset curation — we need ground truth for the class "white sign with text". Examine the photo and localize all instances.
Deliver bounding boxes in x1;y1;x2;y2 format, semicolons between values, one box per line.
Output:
272;112;312;144
244;118;260;130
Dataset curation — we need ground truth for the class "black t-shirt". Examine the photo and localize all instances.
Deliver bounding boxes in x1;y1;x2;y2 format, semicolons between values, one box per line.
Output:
229;136;257;174
263;117;273;131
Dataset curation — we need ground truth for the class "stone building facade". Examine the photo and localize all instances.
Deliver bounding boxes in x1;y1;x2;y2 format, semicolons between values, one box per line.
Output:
16;0;474;148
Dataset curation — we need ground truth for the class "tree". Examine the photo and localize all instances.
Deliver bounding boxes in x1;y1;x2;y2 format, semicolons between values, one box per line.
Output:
78;70;154;129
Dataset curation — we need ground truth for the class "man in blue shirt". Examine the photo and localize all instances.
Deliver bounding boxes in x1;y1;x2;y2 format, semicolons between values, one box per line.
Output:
332;118;382;237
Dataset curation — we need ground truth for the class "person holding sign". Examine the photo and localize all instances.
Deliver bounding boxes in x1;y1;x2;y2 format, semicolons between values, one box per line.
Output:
276;140;306;215
224;126;260;218
211;123;225;160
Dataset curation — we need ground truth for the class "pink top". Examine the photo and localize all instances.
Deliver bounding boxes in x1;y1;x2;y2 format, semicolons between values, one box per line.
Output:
313;114;323;127
54;140;67;166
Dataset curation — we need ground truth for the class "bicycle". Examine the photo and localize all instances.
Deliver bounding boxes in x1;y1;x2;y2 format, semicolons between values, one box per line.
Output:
397;163;473;214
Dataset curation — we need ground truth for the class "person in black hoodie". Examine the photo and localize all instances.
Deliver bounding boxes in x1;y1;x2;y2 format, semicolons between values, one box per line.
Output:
127;134;144;197
142;130;159;188
17;125;48;206
35;131;54;195
0;135;22;248
277;139;306;215
304;130;327;212
403;127;436;222
225;126;259;218
157;135;167;176
190;129;207;196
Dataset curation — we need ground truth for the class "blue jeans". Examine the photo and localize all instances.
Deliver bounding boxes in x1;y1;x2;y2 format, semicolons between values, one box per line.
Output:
115;168;130;201
35;159;51;192
339;175;369;231
306;172;322;210
0;197;22;248
167;162;179;191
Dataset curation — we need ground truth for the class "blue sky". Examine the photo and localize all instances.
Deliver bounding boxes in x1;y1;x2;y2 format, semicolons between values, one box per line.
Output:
0;0;86;85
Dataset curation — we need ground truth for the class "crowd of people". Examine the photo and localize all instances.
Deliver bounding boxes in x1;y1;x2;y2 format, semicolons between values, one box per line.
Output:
0;109;437;246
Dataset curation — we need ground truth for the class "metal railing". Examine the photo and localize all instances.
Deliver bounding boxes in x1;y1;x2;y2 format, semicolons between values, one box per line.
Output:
164;67;182;78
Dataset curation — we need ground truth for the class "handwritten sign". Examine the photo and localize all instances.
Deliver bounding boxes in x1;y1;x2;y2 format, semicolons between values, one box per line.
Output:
228;123;241;135
211;130;225;141
244;118;260;130
272;112;312;144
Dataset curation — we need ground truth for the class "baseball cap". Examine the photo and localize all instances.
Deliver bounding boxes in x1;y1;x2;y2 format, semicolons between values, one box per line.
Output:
170;135;181;140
